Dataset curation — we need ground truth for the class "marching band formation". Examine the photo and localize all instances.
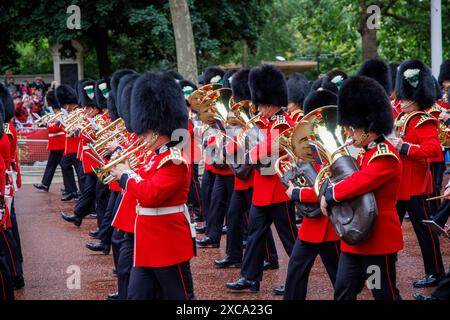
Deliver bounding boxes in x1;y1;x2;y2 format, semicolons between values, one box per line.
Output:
0;58;449;300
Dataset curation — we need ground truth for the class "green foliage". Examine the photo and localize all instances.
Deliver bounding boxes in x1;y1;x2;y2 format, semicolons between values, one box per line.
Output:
2;0;450;79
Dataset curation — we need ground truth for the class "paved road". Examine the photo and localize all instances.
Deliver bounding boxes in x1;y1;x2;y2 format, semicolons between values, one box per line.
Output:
13;183;449;300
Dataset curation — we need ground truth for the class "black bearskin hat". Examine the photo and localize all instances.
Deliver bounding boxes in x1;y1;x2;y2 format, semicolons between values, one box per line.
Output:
55;84;77;108
388;62;400;93
95;78;110;110
111;69;137;98
287;72;310;105
396;59;436;110
116;73;140;131
357;59;391;94
0;82;14;122
248;64;288;107
74;78;91;105
131;71;188;136
433;77;442;100
107;94;118;121
79;79;98;108
323;69;348;92
438;60;450;86
201;66;225;85
231;68;251;103
303;89;337;115
45;90;60;109
338;76;392;135
223;69;238;88
178;79;198;103
310;79;323;92
166;70;184;82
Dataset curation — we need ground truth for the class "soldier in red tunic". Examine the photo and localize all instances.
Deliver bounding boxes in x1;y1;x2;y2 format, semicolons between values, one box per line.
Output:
284;84;340;300
111;71;195;300
226;64;298;292
56;84;84;200
33;91;66;192
391;60;445;288
321;76;403;300
0;89;14;301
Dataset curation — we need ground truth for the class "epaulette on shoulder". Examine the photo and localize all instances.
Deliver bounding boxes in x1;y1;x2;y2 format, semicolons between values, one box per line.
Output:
368;143;399;165
428;104;442;115
157;147;189;169
415;114;437;129
271;115;291;132
3;124;12;136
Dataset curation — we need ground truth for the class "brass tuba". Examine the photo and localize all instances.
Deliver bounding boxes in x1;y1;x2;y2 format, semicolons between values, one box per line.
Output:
306;106;378;244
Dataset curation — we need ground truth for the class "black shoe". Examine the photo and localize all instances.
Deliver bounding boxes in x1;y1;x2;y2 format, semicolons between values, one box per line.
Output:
107;292;119;300
194;215;203;223
195;225;206;234
214;257;242;268
413;293;437;300
89;213;97;219
33;183;49;192
413;274;441;288
89;229;99;239
60;188;66;193
13;275;25;290
196;237;219;248
61;213;82;227
61;192;78;201
86;242;110;255
226;278;260;292
273;285;285;296
263;260;279;270
222;226;227;234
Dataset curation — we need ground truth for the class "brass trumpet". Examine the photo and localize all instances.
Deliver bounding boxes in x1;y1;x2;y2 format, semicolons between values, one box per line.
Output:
95;118;125;138
93;140;148;184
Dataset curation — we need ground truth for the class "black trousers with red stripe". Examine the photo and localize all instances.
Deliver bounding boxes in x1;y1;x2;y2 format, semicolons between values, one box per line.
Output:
200;170;216;223
227;188;278;263
397;195;445;276
334;252;401;300
0;229;23;279
187;164;202;219
127;261;195;300
241;201;297;282
205;174;234;242
284;240;340;300
0;245;14;300
429;160;446;217
41;149;64;189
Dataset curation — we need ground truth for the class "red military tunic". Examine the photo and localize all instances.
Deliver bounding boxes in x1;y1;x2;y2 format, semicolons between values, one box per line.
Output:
47;122;66;151
327;141;403;255
249;111;294;206
119;146;194;267
391;99;402;120
80;129;100;174
395;112;442;200
293;162;339;243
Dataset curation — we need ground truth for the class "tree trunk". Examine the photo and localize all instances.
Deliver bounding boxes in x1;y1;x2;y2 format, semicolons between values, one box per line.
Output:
169;0;198;84
93;27;111;77
359;0;379;61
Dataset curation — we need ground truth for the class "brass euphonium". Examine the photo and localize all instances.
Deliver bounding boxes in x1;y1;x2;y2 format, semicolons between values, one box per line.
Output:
188;84;222;113
198;88;233;131
427;104;450;147
305;105;377;245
